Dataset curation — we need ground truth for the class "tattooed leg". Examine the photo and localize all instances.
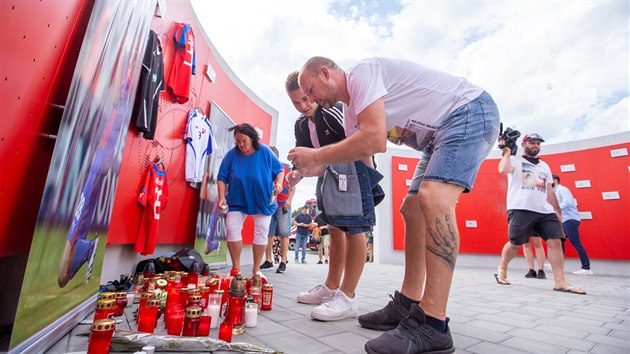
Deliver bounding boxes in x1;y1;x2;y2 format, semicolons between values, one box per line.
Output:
427;214;459;270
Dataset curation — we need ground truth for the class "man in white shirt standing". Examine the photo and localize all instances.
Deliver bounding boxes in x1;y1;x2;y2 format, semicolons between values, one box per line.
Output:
552;174;593;275
495;133;587;296
289;56;501;354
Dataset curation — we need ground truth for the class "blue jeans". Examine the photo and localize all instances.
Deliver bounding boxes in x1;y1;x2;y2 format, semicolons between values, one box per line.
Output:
408;91;500;193
294;233;308;261
562;219;590;269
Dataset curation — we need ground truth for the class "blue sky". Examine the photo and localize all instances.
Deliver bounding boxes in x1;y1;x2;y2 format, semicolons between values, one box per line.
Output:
191;0;629;207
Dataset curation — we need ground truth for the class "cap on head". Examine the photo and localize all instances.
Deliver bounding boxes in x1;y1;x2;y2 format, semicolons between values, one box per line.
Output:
523;133;545;142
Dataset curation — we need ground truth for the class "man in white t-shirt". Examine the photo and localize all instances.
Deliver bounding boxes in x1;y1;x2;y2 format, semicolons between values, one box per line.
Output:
289;56;501;354
495;133;586;296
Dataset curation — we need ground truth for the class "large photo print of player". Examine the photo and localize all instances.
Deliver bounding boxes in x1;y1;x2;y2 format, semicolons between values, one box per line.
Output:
10;1;154;348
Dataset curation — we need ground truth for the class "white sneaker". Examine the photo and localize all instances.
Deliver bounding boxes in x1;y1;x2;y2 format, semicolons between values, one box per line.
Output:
297;283;335;304
572;269;593;275
545;263;553;270
311;290;359;321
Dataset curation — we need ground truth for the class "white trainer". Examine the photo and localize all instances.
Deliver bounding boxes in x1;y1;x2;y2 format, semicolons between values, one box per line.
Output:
572;269;593;275
311;290;359;321
297;283;335;304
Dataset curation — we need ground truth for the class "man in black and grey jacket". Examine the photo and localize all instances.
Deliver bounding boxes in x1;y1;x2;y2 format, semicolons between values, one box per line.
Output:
284;71;370;322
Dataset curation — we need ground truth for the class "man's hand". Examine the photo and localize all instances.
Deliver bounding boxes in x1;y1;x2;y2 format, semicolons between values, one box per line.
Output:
288;146;318;170
498;138;511;155
285;170;303;188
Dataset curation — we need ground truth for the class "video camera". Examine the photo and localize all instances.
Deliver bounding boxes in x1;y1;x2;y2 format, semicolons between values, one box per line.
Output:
497;123;521;155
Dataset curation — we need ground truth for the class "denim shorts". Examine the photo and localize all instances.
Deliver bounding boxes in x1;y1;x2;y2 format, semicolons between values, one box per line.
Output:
268;207;291;237
408;91;500;194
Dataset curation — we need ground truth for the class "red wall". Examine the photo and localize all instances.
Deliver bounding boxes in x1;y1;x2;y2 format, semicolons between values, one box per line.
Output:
0;0;93;257
106;0;272;246
391;142;630;260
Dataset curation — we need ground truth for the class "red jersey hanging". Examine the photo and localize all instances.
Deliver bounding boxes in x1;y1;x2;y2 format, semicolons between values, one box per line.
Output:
134;163;169;255
166;23;196;104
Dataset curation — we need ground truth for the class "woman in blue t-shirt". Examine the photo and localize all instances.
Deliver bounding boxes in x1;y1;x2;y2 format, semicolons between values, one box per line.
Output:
217;123;284;278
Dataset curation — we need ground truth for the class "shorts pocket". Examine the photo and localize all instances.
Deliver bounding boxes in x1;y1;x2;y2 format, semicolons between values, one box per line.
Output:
321;165;363;217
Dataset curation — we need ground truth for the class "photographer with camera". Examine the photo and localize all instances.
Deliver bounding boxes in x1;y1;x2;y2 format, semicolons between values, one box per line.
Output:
495;133;586;295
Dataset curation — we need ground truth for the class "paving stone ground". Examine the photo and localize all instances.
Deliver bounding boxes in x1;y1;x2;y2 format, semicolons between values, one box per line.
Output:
47;251;629;354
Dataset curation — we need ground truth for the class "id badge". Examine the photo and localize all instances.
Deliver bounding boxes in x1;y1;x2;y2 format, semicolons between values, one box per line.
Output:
338;174;347;192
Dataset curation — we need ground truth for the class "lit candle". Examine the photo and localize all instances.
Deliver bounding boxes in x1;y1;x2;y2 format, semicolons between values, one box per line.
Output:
244;303;258;327
218;321;233;342
206;303;220;329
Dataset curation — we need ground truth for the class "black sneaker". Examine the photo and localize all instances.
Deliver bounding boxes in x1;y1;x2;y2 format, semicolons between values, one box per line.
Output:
364;306;454;354
358;291;410;331
317;261;323;264
276;262;286;273
260;260;273;270
525;269;537;278
325;260;328;264
537;269;546;279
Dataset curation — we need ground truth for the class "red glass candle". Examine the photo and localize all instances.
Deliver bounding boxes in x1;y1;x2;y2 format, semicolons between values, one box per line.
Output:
87;318;116;354
182;307;202;336
166;286;180;310
137;302;158;334
218;321;233;342
206;276;220;294
165;306;184;335
261;284;273;311
147;299;162;327
97;292;116;301
178;287;190;308
93;299;116;321
136;292;155;324
113;292;127;317
187;294;202;309
181;272;189;287
226;293;246;334
220;277;231;292
198;315;211;336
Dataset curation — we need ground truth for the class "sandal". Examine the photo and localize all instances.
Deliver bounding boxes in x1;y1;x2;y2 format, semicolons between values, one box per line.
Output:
494;273;511;285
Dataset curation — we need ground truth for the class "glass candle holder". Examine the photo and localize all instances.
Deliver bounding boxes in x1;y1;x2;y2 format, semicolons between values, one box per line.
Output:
165;286;180;310
206;295;221;329
97;292;116;301
261;284;273;311
187;294;202;309
199;286;210;310
137;303;158;334
165;306;184;336
87;318;116;354
218;321;233;343
178;287;190;308
137;292;155;324
113;292;127;316
206;276;220;294
244;303;258;327
93;299;116;321
198;315;211;336
182;307;202;336
249;286;261;311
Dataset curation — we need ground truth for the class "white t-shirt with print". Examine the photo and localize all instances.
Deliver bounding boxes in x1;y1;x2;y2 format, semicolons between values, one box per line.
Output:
343;57;484;151
507;156;555;214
